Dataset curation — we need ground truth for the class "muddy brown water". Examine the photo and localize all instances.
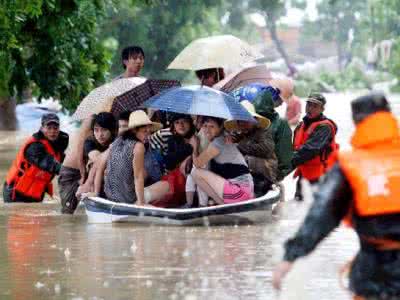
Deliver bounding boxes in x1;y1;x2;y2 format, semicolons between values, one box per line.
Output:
0;92;399;300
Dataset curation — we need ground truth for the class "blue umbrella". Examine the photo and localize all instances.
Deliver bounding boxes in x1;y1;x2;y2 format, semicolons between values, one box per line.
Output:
144;85;256;122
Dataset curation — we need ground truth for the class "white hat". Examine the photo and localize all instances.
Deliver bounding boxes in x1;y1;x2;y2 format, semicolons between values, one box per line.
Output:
128;110;162;132
224;100;271;131
269;77;294;102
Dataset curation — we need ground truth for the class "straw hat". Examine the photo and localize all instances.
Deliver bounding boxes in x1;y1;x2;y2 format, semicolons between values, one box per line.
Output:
128;110;162;132
269;77;294;102
224;100;271;131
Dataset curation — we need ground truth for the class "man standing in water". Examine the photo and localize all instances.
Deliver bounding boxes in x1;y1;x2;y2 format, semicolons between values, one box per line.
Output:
292;93;339;201
113;45;145;80
3;113;69;202
273;93;400;299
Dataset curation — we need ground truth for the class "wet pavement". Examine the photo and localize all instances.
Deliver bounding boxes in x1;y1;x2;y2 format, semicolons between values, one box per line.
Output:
0;92;399;300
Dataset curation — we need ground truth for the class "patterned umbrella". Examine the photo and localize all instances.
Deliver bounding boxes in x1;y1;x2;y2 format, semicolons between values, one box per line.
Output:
213;65;272;93
110;79;180;117
143;85;256;122
72;77;146;121
167;35;263;70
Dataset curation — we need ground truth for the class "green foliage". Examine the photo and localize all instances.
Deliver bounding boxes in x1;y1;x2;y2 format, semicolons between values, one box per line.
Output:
304;0;367;62
99;0;291;81
0;0;110;111
0;0;310;113
295;63;374;96
99;0;225;82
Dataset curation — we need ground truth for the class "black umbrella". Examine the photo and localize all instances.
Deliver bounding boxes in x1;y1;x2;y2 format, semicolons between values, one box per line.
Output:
111;79;181;117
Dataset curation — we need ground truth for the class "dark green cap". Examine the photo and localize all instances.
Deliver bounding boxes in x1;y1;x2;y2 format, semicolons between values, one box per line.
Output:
307;92;326;106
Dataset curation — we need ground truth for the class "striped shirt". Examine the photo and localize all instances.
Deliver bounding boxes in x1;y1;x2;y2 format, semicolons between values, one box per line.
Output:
149;128;173;156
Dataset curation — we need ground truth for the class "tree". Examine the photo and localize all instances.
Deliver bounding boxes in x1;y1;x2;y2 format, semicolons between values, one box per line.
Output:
99;0;223;81
247;0;297;75
305;0;367;70
0;0;111;130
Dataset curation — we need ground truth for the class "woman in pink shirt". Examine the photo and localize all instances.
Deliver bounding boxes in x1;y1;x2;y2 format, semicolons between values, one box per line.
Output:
285;95;302;126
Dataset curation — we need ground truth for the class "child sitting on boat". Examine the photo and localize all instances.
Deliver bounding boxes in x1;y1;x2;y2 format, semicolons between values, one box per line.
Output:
74;113;118;200
148;113;196;208
190;116;254;205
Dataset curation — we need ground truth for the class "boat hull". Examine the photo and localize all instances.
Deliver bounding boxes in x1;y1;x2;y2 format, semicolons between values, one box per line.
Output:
84;187;281;226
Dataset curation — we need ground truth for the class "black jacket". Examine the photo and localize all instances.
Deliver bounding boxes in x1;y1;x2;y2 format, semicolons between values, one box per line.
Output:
292;114;336;169
164;135;193;171
3;130;69;202
284;163;400;298
24;131;69;175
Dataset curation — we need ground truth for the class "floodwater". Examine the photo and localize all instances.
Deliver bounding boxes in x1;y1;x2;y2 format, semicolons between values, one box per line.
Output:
0;92;399;300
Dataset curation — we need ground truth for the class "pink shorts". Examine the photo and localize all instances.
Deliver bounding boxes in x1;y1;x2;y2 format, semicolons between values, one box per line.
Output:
223;181;254;204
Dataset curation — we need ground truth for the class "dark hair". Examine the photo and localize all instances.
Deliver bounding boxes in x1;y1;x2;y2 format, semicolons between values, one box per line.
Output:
91;112;118;142
121;129;139;141
203;116;224;127
170;115;196;138
351;93;391;124
195;68;225;83
118;111;131;122
121;46;145;69
120;125;148;148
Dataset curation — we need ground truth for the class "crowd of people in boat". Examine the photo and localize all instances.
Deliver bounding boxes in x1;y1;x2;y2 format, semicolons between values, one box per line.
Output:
3;45;338;214
4;40;400;300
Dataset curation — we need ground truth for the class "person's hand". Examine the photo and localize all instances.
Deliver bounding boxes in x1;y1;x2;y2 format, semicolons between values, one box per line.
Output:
79;167;86;185
224;135;234;144
76;183;93;199
188;135;199;149
272;261;293;291
225;132;241;144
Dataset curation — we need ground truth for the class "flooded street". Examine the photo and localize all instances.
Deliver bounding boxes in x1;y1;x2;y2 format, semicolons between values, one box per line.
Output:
1;92;400;300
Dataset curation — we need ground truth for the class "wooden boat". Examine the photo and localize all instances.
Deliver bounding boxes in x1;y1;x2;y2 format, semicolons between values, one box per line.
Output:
83;186;281;226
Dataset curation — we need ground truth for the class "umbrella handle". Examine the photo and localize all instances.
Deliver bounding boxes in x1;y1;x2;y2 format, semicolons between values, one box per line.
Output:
148;108;156;120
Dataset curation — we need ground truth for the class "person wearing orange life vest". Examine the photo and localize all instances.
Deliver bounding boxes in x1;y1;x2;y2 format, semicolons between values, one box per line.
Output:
3;113;69;203
292;93;338;201
273;93;400;299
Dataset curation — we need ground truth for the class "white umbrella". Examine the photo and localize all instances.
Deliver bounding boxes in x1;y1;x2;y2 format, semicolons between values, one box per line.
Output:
167;35;263;71
213;64;272;93
72;77;146;121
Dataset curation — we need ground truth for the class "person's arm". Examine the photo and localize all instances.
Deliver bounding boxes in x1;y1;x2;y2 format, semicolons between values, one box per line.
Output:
292;125;333;168
83;139;104;168
79;148;105;195
88;150;101;163
273;163;352;289
284;164;352;261
77;116;95;183
93;148;110;195
24;143;61;174
237;129;275;160
133;142;146;205
192;139;219;168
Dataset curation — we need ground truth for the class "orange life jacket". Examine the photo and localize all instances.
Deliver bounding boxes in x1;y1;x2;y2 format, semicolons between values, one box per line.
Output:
5;136;61;201
293;118;339;181
339;112;400;219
